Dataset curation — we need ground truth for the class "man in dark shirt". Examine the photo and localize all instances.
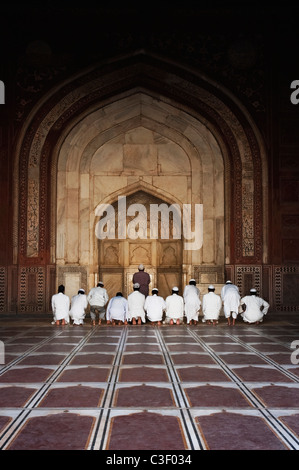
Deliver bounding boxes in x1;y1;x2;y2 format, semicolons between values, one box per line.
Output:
132;264;150;297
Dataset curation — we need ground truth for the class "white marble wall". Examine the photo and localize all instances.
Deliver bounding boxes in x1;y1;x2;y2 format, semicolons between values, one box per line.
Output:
56;93;224;295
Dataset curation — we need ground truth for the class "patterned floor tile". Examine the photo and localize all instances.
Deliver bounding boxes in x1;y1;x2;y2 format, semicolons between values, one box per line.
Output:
1;317;299;451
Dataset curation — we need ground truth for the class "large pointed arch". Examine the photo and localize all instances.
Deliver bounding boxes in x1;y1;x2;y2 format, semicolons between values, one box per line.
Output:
13;51;268;311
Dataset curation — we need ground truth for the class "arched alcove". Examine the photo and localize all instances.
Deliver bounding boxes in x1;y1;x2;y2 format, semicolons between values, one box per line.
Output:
12;52;268;311
55;92;225;297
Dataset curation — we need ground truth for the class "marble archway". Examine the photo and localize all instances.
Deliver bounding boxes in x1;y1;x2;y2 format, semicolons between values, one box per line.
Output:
55;92;225;299
12;53;268;312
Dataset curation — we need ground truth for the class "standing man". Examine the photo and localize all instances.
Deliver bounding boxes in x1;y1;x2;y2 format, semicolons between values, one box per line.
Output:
144;288;166;325
51;285;70;326
69;289;88;326
240;288;270;324
106;292;128;325
202;285;222;326
221;280;240;326
165;287;185;325
87;281;109;326
128;283;146;325
183;279;201;325
132;264;150;297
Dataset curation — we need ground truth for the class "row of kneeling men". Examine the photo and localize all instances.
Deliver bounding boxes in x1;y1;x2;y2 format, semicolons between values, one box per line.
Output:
51;279;270;327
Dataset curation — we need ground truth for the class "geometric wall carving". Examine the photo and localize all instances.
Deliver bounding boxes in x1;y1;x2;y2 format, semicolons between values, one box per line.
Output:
262;265;272;308
7;265;18;313
0;267;6;312
19;267;45;312
274;266;299;311
236;265;262;298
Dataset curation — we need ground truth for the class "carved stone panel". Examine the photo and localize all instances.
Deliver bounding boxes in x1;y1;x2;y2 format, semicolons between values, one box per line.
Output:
274;266;299;311
102;243;120;266
0;267;6;312
19;267;45;312
129;243;152;265
159;242;181;266
235;265;262;297
27;179;39;257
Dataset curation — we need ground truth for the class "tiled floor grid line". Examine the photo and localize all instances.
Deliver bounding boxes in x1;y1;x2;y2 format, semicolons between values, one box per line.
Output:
1;318;299;450
188;329;299;449
89;327;128;450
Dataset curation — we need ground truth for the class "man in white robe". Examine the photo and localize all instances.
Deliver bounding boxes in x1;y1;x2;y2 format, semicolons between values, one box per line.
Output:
240;288;270;324
87;282;109;325
144;288;166;325
51;285;70;326
128;283;146;324
183;279;201;325
165;287;185;325
106;292;128;325
70;289;88;326
221;280;240;326
202;285;222;326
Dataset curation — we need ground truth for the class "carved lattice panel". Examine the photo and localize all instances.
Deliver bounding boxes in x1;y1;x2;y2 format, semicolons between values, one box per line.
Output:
19;267;45;312
236;265;262;298
0;267;6;312
274;266;299;311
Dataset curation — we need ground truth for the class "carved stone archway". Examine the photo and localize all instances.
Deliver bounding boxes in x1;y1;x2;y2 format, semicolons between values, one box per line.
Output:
55;93;225;300
12;52;268;312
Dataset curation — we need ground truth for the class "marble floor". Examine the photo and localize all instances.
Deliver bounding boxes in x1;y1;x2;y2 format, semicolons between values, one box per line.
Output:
1;315;299;452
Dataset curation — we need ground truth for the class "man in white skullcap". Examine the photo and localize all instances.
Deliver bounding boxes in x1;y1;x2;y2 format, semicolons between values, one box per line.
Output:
132;264;151;297
202;285;222;326
51;285;70;326
106;292;128;325
221;280;240;326
240;288;270;324
127;283;146;325
165;287;185;325
144;288;166;325
87;281;109;326
69;289;88;326
183;279;201;325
